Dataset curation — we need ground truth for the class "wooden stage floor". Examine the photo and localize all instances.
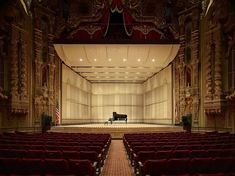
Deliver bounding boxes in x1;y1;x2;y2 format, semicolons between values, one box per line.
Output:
50;123;183;139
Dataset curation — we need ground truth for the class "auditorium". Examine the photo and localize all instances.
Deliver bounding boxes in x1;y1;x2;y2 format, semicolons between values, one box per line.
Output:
0;0;235;175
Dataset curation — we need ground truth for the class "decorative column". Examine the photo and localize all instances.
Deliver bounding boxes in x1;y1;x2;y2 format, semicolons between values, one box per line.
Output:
214;34;223;100
205;35;214;101
10;39;19;100
33;27;43;124
19;40;28;100
48;63;55;116
34;28;42;87
48;33;56;117
191;28;200;123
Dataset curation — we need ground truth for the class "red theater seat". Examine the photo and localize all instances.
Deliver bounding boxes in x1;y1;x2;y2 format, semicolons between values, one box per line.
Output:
68;159;94;176
16;158;43;175
43;158;69;175
142;159;167;176
166;158;190;175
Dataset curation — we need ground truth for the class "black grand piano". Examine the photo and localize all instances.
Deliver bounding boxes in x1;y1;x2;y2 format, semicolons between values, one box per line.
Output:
109;112;127;124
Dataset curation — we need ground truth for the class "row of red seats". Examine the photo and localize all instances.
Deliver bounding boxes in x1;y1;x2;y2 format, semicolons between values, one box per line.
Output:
124;131;232;138
126;143;235;163
133;149;235;173
125;140;235;151
0;148;102;159
1;132;110;143
126;139;235;145
0;138;110;144
0;157;95;176
0;143;106;152
128;143;235;153
123;132;235;176
1;137;109;143
141;157;235;176
125;137;235;145
130;145;235;160
0;132;111;155
3;131;110;137
0;149;102;175
133;148;235;160
124;132;234;142
0;132;111;176
123;132;235;160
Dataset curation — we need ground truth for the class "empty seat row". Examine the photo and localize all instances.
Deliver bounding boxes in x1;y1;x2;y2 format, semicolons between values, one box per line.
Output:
0;139;110;146
129;143;235;155
123;132;235;176
140;157;235;176
132;149;235;173
0;144;103;153
1;132;111;147
0;149;104;173
0;157;96;176
0;132;112;176
129;147;235;164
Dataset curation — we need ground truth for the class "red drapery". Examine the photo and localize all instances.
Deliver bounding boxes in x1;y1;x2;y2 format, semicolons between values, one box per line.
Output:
110;0;123;13
123;9;133;36
71;0;163;40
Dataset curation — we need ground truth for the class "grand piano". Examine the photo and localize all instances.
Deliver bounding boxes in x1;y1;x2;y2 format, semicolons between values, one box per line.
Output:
110;112;127;123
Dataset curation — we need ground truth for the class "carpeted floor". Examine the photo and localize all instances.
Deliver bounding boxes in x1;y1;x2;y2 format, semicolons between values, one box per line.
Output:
101;140;134;176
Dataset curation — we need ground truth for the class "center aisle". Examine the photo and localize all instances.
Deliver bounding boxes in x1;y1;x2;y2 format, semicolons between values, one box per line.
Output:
101;140;134;176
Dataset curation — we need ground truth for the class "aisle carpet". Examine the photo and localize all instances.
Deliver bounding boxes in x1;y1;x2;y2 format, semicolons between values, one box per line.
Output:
101;140;134;176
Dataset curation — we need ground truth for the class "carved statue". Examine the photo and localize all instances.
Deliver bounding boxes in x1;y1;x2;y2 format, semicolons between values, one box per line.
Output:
42;83;48;98
0;87;8;100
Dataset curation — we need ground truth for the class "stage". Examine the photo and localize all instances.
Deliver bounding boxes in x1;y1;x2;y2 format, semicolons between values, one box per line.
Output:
50;123;183;139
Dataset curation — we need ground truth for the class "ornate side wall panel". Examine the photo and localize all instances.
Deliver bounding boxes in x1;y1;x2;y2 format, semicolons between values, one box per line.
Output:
0;0;31;130
202;0;235;131
9;24;29;114
32;1;58;128
174;3;201;126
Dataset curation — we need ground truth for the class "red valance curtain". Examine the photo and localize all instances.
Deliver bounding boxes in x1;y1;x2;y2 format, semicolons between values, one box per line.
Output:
110;0;123;13
71;0;163;40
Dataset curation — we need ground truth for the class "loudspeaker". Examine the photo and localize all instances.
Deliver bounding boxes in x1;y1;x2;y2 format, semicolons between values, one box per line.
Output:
42;113;52;133
182;113;192;132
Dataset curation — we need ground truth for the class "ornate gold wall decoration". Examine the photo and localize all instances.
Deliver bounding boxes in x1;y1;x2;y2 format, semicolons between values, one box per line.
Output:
174;2;201;125
32;1;57;127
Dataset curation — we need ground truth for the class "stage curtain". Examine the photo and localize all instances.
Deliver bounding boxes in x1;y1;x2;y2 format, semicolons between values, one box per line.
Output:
101;8;110;36
123;9;133;36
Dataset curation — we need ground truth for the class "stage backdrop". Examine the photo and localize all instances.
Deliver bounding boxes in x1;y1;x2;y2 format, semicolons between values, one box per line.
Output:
91;83;143;123
62;64;173;124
